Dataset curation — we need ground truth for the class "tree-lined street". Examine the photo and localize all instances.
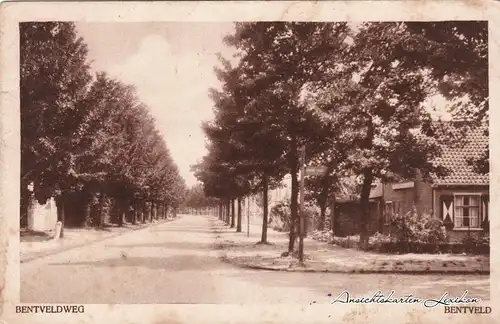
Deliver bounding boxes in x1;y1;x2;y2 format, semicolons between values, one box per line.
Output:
18;20;490;307
21;214;489;304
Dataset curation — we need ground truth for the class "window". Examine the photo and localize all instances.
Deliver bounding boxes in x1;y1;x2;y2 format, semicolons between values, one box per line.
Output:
454;195;481;229
384;201;393;224
394;201;401;216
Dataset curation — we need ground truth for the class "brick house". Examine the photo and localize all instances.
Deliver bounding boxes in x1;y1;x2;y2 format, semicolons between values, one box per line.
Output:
332;125;489;242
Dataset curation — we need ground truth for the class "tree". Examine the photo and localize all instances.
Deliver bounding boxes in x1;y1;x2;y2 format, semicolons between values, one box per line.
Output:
404;22;487;123
202;55;286;242
304;174;334;231
20;22;186;231
223;22;349;252
309;22;459;248
192;151;241;223
20;22;92;231
404;22;488;173
183;184;219;213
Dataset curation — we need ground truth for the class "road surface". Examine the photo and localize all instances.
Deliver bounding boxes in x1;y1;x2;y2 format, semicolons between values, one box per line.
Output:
21;214;490;304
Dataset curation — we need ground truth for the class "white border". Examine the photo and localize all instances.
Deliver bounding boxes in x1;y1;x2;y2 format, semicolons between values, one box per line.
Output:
0;1;497;323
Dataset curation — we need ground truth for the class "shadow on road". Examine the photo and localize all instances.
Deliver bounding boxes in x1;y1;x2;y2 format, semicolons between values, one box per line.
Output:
150;227;216;234
106;241;216;250
47;255;231;271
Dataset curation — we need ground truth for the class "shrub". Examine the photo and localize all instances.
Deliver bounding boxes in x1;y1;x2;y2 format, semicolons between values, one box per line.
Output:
270;199;323;233
390;209;448;244
270;200;291;232
481;219;490;233
459;233;490;254
311;229;333;243
370;232;392;243
303;202;325;233
443;214;454;231
331;235;360;249
481;234;490;245
462;234;477;246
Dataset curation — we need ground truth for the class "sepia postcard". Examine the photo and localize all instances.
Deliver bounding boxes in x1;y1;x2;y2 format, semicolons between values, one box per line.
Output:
0;1;498;323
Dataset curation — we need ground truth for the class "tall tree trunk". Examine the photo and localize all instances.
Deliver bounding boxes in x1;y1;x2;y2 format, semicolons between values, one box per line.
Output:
330;196;336;234
57;194;66;238
318;173;333;231
226;199;230;224
230;198;235;228
83;193;92;227
319;204;327;231
224;202;227;222
26;196;35;231
359;168;374;249
20;181;30;228
219;202;223;220
97;193;106;228
288;133;299;253
261;173;269;243
125;202;132;224
132;200;138;225
141;200;146;223
237;197;242;232
117;199;124;227
359;121;374;250
148;202;152;222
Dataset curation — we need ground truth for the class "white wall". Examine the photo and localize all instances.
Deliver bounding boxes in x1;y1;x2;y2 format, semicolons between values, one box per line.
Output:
28;197;58;232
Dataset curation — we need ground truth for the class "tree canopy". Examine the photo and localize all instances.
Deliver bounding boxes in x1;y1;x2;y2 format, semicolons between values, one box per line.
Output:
20;22;186;228
196;21;488;255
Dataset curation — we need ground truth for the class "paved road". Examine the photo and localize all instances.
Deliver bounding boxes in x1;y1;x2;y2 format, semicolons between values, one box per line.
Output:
21;214;490;304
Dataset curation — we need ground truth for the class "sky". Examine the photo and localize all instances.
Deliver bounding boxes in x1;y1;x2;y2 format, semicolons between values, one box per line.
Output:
75;22;236;187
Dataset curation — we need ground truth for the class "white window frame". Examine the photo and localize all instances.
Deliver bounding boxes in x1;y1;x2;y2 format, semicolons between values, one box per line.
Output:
453;193;483;231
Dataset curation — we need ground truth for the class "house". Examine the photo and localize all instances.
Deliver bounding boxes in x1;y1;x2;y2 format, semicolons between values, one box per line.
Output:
332;125;489;242
331;178;383;236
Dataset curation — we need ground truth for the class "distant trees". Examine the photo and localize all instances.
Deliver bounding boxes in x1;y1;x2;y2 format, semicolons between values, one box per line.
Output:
194;55;287;242
182;184;219;214
196;21;487;257
20;22;186;233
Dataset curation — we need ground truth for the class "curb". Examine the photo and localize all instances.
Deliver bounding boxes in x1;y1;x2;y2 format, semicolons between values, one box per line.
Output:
20;218;178;263
220;256;490;275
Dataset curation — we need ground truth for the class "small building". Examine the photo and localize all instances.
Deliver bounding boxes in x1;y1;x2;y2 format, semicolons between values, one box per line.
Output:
332;125;489;242
26;196;58;232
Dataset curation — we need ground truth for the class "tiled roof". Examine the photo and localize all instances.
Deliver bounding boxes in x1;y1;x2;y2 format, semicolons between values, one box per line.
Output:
433;124;489;186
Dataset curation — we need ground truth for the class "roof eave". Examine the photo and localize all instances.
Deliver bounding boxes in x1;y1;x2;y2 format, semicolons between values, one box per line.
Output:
431;183;489;188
